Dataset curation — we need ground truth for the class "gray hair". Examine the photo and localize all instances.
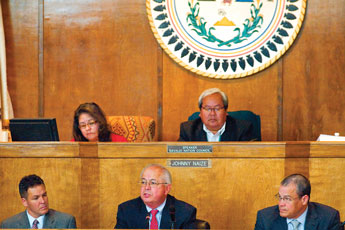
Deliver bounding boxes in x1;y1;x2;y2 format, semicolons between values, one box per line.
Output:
281;174;311;199
198;88;228;110
140;164;172;184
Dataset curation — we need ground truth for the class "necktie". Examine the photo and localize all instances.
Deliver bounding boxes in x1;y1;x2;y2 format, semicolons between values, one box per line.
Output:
291;219;300;230
32;219;39;229
150;209;159;229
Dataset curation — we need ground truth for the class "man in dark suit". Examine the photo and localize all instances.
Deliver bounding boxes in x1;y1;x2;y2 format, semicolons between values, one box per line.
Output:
115;164;197;229
178;88;255;141
254;174;341;230
0;174;76;229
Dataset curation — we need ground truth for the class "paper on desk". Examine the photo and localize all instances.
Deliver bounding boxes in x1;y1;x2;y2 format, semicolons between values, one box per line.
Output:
316;134;345;141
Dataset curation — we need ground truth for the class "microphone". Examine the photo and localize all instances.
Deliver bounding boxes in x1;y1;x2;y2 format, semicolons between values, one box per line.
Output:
169;205;176;230
146;212;150;229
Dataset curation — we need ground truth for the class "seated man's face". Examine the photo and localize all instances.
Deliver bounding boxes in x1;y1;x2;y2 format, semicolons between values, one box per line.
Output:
278;183;308;219
21;184;49;218
140;166;171;209
200;93;227;133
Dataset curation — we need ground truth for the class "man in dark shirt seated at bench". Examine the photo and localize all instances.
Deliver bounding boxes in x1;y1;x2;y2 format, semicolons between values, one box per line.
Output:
178;88;255;141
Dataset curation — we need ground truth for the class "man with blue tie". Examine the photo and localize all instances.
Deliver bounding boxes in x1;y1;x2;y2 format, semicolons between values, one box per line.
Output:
114;164;197;229
254;174;341;230
0;175;76;229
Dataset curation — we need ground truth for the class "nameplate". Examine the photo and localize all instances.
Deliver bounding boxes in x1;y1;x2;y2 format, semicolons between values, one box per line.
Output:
167;159;212;168
167;145;213;153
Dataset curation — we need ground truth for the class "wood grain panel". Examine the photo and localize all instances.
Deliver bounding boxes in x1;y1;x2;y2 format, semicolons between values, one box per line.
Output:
0;142;79;157
42;0;159;141
283;0;345;141
310;142;345;157
3;0;39;117
80;158;100;228
309;158;345;222
161;53;280;141
98;142;287;158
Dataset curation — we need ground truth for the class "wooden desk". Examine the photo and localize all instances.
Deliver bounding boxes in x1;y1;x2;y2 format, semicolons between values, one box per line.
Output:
0;142;344;229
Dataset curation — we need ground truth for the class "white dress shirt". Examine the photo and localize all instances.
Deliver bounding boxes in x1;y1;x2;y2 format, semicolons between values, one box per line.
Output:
203;123;226;142
26;211;45;229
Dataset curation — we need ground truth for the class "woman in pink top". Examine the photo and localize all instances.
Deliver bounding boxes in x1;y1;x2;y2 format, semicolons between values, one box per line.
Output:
72;102;127;142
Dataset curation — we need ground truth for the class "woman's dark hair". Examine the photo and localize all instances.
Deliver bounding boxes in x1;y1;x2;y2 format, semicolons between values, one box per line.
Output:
73;102;111;141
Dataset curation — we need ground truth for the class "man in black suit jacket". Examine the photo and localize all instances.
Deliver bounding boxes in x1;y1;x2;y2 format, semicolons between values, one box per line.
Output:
0;174;76;229
178;88;255;141
254;174;341;230
114;164;196;229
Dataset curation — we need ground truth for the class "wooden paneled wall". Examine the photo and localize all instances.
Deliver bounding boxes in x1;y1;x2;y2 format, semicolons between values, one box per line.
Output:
0;142;345;229
2;0;345;141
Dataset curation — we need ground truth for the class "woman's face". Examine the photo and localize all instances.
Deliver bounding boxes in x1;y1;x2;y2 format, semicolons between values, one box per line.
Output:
78;113;99;141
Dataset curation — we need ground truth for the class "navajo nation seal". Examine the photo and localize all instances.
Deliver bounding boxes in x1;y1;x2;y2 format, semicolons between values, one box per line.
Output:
147;0;307;79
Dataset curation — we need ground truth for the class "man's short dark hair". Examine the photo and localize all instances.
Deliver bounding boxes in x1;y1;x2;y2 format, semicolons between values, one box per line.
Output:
281;174;311;199
19;174;45;198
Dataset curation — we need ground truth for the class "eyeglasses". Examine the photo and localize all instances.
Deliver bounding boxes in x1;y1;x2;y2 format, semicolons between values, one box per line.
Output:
275;193;300;203
79;120;97;130
202;107;225;112
139;179;168;187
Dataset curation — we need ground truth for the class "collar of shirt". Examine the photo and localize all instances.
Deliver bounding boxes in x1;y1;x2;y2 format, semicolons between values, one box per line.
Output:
203;122;226;142
286;207;308;230
145;198;167;228
26;210;45;229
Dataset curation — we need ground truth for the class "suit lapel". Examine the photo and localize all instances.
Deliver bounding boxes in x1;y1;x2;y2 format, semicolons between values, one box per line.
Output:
220;116;232;141
272;215;288;230
160;195;173;229
17;212;31;228
195;119;207;141
137;198;151;229
43;210;55;228
305;203;319;230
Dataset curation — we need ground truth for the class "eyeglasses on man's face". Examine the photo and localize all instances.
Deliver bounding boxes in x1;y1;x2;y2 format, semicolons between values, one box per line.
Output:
201;106;225;113
275;193;300;203
79;120;97;130
139;179;168;188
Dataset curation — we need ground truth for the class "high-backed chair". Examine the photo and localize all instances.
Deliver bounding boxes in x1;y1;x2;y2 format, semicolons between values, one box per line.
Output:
194;219;211;229
107;116;155;142
188;110;261;141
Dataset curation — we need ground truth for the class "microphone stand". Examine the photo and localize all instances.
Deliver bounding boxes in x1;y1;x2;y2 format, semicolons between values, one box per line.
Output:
169;206;176;230
146;212;150;229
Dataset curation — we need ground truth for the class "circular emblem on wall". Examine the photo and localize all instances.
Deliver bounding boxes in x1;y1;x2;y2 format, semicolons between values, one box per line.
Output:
147;0;307;79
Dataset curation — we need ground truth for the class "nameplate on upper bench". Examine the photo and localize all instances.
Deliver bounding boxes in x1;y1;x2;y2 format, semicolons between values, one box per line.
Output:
167;159;212;168
167;145;213;153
